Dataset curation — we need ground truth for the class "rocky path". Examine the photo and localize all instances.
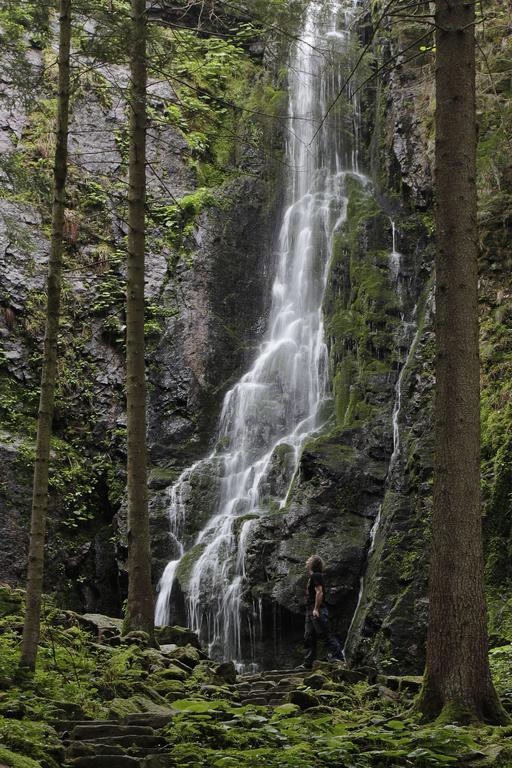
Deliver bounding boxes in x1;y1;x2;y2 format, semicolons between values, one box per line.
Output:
56;670;314;766
56;713;173;768
54;664;383;767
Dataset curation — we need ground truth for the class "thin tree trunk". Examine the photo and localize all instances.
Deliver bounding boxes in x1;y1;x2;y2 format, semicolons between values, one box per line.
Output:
124;0;155;639
418;0;507;724
19;0;72;672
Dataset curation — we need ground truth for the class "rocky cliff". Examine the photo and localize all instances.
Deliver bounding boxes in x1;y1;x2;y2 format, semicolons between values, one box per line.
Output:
0;0;511;674
0;1;290;611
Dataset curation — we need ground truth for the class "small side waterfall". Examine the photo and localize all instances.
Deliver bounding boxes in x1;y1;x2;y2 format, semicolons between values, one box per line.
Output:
155;0;362;663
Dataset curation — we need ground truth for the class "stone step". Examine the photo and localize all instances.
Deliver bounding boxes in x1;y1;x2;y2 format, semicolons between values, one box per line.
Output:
123;713;174;728
67;735;166;750
66;742;168;759
238;684;277;694
240;671;292;681
65;756;143;768
53;719;108;734
274;679;303;690
66;743;125;758
72;724;155;740
240;696;270;706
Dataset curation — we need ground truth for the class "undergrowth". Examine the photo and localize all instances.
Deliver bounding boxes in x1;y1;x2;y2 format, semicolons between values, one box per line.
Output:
1;586;512;768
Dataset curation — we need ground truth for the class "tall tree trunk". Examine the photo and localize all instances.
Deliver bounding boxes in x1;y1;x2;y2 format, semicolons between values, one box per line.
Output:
418;0;507;724
124;0;155;639
19;0;72;672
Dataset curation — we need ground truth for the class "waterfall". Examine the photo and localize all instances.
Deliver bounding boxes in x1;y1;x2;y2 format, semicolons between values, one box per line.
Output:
155;0;360;663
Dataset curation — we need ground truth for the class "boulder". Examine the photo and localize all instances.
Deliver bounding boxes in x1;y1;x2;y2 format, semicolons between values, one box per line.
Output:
303;673;328;690
78;614;123;641
288;690;319;710
215;661;237;685
121;631;150;649
155;626;200;649
154;665;188;682
169;645;201;668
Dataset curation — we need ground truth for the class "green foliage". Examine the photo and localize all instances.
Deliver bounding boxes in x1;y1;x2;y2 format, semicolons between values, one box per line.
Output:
151;188;218;253
0;747;43;768
163;695;482;768
0;586;510;768
14;433;122;530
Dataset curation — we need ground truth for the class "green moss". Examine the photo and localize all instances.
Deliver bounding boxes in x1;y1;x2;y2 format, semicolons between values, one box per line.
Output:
302;430;354;465
0;747;42;768
323;177;403;431
148;466;180;486
175;545;206;588
488;596;512;648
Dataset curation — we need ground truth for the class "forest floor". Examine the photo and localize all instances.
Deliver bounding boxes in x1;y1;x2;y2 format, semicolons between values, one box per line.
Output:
1;585;512;768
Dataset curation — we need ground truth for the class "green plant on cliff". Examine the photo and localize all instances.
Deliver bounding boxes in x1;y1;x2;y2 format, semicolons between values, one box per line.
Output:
325;178;400;428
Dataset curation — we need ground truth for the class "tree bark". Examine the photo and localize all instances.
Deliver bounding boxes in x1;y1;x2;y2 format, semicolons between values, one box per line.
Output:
19;0;72;672
124;0;155;640
418;0;507;724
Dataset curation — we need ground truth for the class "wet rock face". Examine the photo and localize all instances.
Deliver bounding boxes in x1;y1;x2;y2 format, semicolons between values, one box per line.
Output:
344;299;435;674
0;437;32;586
0;29;278;610
238;430;386;668
146;174;274;469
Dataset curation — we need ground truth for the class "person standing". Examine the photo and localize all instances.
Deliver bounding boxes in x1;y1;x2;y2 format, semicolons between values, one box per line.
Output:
299;555;343;669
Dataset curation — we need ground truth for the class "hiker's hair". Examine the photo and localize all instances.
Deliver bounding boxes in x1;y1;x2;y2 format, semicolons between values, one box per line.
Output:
307;555;324;573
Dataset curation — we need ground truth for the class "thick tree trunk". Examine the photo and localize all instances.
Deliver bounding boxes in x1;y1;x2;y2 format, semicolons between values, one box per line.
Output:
418;0;507;724
124;0;155;639
19;0;72;672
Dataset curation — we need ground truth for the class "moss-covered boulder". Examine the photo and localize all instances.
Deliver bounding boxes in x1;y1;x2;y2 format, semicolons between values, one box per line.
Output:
288;690;319;710
155;626;200;649
0;586;23;619
153;665;188;683
169;645;201;668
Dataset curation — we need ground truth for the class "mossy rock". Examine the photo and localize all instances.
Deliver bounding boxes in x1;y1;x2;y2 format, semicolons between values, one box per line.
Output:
0;587;23;618
169;645;201;668
304;704;336;715
376;674;423;693
175;545;206;588
140;648;168;671
0;747;42;768
107;695;174;721
151;679;187;700
155;626;200;649
288;690;319;710
148;465;179;490
154;664;188;682
303;672;328;690
191;661;221;685
78;614;123;640
215;661;237;684
121;631;150;649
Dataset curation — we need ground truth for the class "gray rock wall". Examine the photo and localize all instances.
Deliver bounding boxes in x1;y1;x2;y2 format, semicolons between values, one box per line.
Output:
0;20;283;612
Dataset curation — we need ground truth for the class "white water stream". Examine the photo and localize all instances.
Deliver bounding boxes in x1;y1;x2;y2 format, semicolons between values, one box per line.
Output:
155;0;364;662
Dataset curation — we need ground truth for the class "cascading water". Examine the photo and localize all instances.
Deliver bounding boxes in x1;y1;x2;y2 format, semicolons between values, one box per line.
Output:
155;0;362;663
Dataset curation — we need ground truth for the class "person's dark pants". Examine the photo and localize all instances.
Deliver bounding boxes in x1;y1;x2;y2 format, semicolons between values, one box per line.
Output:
304;606;343;668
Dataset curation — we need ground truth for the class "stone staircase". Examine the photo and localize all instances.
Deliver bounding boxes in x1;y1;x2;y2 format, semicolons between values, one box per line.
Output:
233;667;313;706
54;663;381;766
56;713;173;768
